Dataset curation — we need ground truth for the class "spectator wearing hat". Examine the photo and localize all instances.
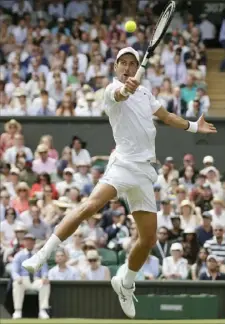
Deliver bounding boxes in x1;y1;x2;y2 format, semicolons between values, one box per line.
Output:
162;242;189;280
30;173;58;200
182;228;199;265
168;215;184;242
200;254;225;280
175;185;188;210
28;205;52;250
6;88;31;116
76;92;101;116
56;167;77;196
106;210;129;251
48;248;81;280
152;227;171;266
99;198;125;230
3;223;27;276
0;208;22;249
204;166;223;197
204;224;225;262
196;211;213;246
180;200;201;229
11;233;50;319
157;199;173;230
51;197;72;229
84;250;110;281
38;135;59;161
11;182;30;214
70;136;91;167
3;167;20;198
210;197;225;228
32;144;57;175
73;161;92;192
3;134;33;165
195;183;214;213
191;247;209;280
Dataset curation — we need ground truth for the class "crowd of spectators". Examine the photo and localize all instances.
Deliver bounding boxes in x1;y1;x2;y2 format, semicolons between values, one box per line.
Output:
0;0;224;119
0;0;225;319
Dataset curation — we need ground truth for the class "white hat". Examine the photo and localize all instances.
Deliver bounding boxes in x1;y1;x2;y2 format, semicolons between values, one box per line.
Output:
53;196;71;209
183;227;196;234
63;167;74;175
207;254;219;262
86;250;100;260
85;92;95;101
10;167;20;175
203;155;214;164
170;242;183;252
116;47;140;63
14;87;26;97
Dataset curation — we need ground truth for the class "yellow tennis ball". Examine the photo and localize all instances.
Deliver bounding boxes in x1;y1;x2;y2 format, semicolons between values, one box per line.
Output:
125;20;137;33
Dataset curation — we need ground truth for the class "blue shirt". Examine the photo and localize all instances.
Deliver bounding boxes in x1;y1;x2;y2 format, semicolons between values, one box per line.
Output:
196;225;213;246
11;249;48;280
181;86;197;104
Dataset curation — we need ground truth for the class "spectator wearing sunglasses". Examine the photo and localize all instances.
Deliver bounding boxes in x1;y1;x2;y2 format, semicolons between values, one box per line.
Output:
204;224;225;262
84;250;110;281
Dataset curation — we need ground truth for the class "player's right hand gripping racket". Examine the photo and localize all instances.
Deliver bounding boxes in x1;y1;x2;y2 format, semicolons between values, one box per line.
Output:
120;0;176;96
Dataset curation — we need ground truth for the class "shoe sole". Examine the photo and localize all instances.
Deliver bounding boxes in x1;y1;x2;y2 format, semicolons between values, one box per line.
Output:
111;277;135;319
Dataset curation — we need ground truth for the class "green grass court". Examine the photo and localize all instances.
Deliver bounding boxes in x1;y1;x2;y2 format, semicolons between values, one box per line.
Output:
1;319;225;324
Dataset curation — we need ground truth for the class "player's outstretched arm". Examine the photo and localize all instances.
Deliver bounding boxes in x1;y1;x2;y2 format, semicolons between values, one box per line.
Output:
154;107;217;134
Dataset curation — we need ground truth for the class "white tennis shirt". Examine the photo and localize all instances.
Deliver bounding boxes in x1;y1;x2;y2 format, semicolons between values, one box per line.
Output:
104;78;161;162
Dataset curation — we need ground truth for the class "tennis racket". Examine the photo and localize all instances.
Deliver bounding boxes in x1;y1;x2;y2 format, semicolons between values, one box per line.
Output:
120;0;176;96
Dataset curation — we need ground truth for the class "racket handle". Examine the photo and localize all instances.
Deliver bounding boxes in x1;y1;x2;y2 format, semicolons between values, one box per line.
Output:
134;66;145;82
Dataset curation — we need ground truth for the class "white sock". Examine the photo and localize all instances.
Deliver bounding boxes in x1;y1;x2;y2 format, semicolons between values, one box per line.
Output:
40;234;61;258
122;265;137;289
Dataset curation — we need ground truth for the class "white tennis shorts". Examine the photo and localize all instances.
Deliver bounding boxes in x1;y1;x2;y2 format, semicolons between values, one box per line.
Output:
99;153;158;213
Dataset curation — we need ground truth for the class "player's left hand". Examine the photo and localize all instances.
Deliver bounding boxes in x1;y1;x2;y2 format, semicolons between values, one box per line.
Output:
197;114;217;134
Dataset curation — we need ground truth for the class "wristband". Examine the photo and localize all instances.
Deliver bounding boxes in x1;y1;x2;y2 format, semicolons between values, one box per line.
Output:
120;86;129;97
186;121;198;133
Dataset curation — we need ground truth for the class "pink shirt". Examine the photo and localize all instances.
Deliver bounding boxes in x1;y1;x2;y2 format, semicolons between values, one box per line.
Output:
32;157;57;175
48;148;59;160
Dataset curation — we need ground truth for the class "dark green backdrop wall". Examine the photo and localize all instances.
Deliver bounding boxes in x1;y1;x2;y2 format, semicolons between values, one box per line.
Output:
0;117;224;171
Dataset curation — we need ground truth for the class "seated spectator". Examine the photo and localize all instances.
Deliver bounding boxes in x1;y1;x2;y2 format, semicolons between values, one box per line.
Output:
187;59;204;83
181;75;197;105
179;165;196;193
147;60;164;88
32;145;57;175
185;98;202;118
140;254;160;280
0;162;11;185
30;173;58;200
56;94;75;116
122;222;138;259
84;250;111;280
157;199;173;230
11;182;30;214
38;135;59;160
11;234;50;319
3;134;33;165
158;78;174;110
6;88;31;116
191;247;209;280
70;136;91;167
73;161;92;192
204;224;225;262
153;183;162;212
179;154;198;180
181;228;199;265
0;189;11;222
37;185;56;224
209;196;225;228
48;248;81;280
196;87;210;114
66;187;81;208
65;229;86;267
165;52;187;86
204;167;223;197
168;215;184;242
167;86;187;116
29;90;56;116
196;211;213;247
195;183;214;213
3;223;27;277
19;199;38;229
175;185;188;210
82;166;104;197
57;146;75;176
105;211;129;250
179;200;201;229
56;168;77;196
50;197;72;229
199;254;225;280
0;208;22;249
152;227;171;265
156;164;171;199
3;167;20;198
82;214;107;247
162;242;189;280
28;205;52;250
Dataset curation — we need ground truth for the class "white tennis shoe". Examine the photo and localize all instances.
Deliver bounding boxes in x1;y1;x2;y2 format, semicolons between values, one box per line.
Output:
22;250;47;273
111;276;137;318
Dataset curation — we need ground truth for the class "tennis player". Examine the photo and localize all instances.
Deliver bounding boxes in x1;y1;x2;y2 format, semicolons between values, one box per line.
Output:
23;47;217;318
